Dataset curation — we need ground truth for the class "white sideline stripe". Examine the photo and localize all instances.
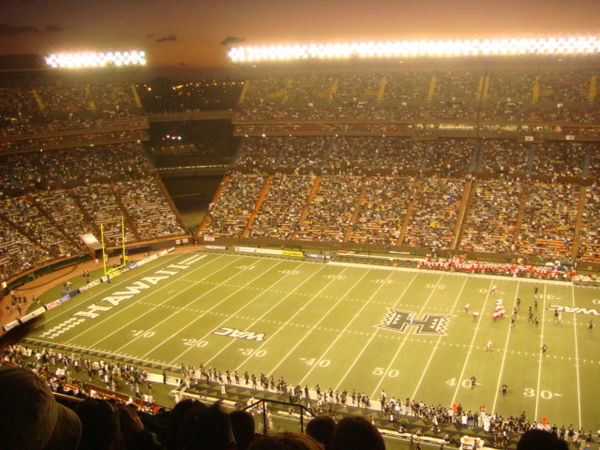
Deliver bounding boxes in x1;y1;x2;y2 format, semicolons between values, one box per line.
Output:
111;256;263;353
200;262;327;367
268;269;373;378
409;277;469;401
571;284;583;429
233;267;351;373
329;261;573;286
368;273;445;400
68;254;230;345
331;271;421;392
534;285;548;421
39;253;183;324
449;280;494;406
491;281;521;414
145;258;286;362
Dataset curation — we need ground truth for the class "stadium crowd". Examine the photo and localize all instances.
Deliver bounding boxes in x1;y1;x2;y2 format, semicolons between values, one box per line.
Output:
0;83;145;139
236;70;600;125
138;81;243;113
1;343;593;449
200;132;600;264
0;142;185;281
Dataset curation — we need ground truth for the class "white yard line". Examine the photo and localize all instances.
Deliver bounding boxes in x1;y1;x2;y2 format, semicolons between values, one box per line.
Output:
149;259;307;363
368;274;447;400
233;267;351;373
409;277;469;401
115;258;283;354
491;281;521;413
200;262;338;368
570;284;583;429
449;279;494;406
68;254;234;345
534;284;548;421
267;269;373;378
40;253;184;323
331;271;422;392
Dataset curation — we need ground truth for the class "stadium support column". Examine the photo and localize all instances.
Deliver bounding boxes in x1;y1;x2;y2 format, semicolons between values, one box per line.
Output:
427;76;437;102
195;175;230;239
571;186;589;260
588;76;597;102
238;81;250;104
85;86;96;111
451;179;474;251
532;76;541;103
130;85;143;108
377;76;387;102
242;176;272;238
396;179;421;247
31;89;45;112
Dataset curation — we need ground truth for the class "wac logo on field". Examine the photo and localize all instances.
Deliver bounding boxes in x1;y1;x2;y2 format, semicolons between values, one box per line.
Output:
379;309;452;335
212;327;266;342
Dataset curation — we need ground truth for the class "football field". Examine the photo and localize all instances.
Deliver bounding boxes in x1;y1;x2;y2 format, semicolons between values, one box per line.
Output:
27;251;600;431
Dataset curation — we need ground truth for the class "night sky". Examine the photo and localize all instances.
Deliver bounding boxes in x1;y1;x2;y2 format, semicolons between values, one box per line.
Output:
0;0;599;68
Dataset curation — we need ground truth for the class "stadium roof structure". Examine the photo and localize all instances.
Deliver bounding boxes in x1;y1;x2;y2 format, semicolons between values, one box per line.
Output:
228;36;600;63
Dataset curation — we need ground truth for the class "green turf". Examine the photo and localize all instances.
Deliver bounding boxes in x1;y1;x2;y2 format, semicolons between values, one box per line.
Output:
27;251;600;432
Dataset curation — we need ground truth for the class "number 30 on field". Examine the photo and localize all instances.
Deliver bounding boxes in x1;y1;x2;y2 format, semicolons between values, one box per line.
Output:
523;388;555;399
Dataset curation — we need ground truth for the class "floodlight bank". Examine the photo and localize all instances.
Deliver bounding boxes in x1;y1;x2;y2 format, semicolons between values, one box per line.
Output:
228;36;600;63
45;51;147;69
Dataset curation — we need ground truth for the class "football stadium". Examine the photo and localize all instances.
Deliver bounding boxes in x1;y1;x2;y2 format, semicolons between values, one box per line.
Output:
1;9;600;449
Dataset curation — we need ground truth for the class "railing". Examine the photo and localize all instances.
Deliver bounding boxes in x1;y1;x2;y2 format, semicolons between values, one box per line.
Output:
243;398;314;435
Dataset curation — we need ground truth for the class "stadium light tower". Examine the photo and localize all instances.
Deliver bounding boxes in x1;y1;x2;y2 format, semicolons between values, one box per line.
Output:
228;36;600;63
45;50;147;69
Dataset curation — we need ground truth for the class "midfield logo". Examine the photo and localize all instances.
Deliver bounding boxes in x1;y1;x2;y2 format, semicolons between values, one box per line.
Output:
379;309;452;335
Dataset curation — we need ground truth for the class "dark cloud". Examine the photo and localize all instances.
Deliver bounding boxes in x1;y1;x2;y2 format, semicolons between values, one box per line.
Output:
0;23;38;36
0;23;67;36
220;36;245;46
155;34;177;43
0;0;39;4
44;24;66;33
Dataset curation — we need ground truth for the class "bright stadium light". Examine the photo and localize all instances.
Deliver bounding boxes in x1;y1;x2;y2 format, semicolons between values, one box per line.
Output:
228;36;600;63
45;50;147;69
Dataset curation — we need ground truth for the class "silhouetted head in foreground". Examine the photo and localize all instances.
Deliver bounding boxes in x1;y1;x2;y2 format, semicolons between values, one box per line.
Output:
306;415;336;449
517;429;568;450
249;432;323;450
230;409;256;450
331;416;385;450
0;366;82;450
181;401;236;450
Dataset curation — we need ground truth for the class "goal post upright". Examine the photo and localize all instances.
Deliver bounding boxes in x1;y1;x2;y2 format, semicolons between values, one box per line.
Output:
121;215;127;266
100;223;108;276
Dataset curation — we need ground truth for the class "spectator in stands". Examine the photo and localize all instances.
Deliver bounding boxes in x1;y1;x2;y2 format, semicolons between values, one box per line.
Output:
516;429;568;450
306;415;336;449
180;401;236;450
0;366;82;450
330;416;385;450
249;432;323;450
230;410;256;450
77;398;122;450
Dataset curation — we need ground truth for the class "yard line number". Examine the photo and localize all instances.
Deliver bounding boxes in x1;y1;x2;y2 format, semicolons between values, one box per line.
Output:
300;358;330;367
373;367;400;378
132;330;155;338
239;348;267;357
182;339;208;348
523;388;560;399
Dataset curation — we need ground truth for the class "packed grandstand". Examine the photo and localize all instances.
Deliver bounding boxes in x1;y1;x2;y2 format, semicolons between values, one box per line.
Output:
0;52;599;450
